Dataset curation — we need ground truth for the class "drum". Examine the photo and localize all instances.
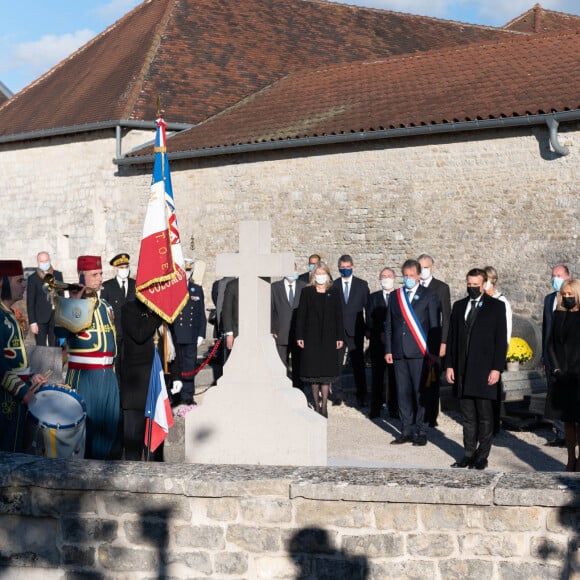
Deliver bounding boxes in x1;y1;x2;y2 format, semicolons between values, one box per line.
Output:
26;384;87;459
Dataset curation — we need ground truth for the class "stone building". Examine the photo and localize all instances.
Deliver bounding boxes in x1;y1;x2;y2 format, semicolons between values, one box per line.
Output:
0;0;578;333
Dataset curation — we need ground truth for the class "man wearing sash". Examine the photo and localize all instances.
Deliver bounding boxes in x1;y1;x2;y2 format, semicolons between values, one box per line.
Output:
57;255;121;460
385;259;440;446
0;260;46;452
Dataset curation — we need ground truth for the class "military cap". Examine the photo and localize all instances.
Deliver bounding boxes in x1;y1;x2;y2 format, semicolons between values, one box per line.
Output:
110;253;130;267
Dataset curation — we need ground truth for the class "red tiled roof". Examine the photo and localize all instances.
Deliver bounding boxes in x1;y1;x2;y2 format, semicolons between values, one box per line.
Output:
140;30;579;155
0;0;517;138
503;3;580;33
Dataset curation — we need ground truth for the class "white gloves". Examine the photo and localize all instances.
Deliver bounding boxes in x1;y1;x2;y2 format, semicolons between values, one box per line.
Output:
197;336;204;347
171;380;183;395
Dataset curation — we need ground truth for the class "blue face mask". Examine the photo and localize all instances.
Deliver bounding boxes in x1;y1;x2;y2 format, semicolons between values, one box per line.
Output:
286;273;298;282
403;277;417;290
552;277;564;292
339;268;353;278
308;264;316;273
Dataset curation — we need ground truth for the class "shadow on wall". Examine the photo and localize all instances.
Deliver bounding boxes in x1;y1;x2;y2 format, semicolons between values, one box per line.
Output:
288;526;369;579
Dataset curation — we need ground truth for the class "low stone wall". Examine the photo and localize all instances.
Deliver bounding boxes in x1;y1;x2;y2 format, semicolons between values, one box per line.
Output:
1;454;579;579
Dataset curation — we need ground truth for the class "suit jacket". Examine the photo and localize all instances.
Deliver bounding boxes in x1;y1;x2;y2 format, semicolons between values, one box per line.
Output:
426;277;451;345
332;276;369;340
446;294;507;400
298;271;311;284
367;289;391;346
222;278;239;337
26;269;63;325
384;285;440;359
542;291;557;367
271;279;306;346
100;277;136;336
171;282;206;344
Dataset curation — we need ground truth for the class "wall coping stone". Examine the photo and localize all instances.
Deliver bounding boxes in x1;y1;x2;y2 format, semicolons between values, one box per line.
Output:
1;452;579;507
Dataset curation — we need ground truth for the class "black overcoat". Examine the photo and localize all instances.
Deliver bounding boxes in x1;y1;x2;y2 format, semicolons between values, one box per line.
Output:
446;294;507;400
295;285;344;379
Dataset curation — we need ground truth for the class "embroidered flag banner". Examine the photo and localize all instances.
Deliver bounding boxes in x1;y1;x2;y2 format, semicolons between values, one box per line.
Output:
144;347;174;452
136;116;188;323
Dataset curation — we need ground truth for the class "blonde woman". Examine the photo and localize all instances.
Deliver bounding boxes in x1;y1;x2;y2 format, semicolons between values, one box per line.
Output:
296;262;344;418
545;279;580;471
484;266;512;346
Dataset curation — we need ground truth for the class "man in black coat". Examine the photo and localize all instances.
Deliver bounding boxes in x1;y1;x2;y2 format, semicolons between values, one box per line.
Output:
446;268;507;470
271;266;306;388
417;253;451;427
26;251;63;346
332;254;369;406
170;260;206;405
366;267;398;419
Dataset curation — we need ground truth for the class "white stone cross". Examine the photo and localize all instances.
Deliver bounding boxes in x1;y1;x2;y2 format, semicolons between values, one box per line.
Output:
216;220;293;339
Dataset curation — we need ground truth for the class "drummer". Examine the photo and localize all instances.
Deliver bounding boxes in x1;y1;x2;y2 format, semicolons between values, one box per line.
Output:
56;255;121;460
0;260;47;452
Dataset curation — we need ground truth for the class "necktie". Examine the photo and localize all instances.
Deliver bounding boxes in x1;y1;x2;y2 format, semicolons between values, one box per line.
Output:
384;292;389;307
122;280;127;298
344;282;349;304
288;284;294;307
466;299;477;327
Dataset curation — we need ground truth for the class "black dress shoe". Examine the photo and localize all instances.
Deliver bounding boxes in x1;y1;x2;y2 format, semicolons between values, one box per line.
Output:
412;434;427;446
451;457;473;468
391;434;414;445
469;458;488;470
545;437;566;448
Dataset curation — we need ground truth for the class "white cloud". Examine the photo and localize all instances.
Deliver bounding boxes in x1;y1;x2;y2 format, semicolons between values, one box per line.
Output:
7;29;95;80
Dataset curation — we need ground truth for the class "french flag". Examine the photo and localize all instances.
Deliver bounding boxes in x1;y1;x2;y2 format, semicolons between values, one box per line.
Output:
144;348;174;452
136;116;188;323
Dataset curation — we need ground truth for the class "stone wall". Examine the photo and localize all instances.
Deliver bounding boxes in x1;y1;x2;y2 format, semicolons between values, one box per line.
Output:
0;123;578;327
1;454;579;579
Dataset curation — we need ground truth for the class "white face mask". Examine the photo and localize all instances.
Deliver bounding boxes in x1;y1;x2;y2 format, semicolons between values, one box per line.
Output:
484;280;492;291
38;261;51;272
420;267;431;280
117;267;130;280
314;274;328;285
380;278;394;291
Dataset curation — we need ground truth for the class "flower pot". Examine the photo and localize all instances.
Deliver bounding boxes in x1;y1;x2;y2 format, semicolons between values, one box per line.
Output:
506;361;520;372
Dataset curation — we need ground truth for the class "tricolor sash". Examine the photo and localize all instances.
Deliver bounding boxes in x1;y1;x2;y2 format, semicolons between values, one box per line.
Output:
396;287;428;356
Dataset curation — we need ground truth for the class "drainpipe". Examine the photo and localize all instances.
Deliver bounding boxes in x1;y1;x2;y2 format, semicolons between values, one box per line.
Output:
116;125;122;159
546;116;570;156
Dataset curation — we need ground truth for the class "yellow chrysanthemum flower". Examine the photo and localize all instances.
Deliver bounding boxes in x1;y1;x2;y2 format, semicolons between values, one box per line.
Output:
506;337;533;363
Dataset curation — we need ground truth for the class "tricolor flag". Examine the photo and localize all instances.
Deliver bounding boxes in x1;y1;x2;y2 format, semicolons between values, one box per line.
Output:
136;116;188;323
144;347;174;452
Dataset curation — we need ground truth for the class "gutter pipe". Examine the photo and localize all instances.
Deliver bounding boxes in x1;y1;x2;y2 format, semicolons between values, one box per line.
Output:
113;110;579;166
546;116;570;156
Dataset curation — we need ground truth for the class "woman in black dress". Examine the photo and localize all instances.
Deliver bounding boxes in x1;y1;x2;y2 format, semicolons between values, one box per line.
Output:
295;262;344;418
546;279;580;471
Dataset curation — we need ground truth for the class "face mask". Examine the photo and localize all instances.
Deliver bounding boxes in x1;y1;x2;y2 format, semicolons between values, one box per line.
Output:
403;277;417;290
484;280;492;291
419;267;430;280
552;277;564;292
118;268;130;280
562;296;576;310
467;286;482;300
285;273;298;282
339;268;353;278
314;274;328;285
308;263;316;273
38;261;51;272
380;278;394;291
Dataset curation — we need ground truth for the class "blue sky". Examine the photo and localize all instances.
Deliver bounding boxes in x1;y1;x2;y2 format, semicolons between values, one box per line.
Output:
2;0;579;95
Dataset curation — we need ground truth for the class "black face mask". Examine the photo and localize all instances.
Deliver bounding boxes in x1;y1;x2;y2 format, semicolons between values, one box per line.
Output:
467;286;482;300
562;296;576;310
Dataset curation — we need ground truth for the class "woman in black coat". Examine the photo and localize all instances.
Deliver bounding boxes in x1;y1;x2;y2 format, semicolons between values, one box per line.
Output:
120;299;164;461
295;262;344;418
545;279;580;472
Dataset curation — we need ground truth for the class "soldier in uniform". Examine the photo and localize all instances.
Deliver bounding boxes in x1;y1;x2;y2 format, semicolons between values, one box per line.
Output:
56;255;121;460
170;259;206;405
0;260;47;452
100;253;136;379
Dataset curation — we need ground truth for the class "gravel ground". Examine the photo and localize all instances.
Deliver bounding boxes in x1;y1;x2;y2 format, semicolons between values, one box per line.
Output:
325;389;568;473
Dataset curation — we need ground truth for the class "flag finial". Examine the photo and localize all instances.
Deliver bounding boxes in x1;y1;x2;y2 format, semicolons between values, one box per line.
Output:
156;95;163;118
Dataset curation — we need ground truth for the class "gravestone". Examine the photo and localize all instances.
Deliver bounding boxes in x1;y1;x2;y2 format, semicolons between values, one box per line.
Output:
185;221;327;466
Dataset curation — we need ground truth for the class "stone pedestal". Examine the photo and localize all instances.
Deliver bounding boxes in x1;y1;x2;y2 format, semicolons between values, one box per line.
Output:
184;221;327;466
